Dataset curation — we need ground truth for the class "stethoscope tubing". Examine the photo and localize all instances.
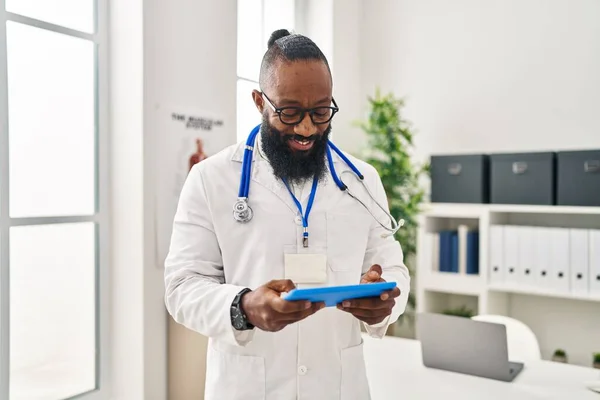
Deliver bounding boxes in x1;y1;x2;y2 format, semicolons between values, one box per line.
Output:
234;124;403;236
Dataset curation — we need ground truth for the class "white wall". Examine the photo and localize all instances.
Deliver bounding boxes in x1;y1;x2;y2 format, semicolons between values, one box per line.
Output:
295;0;366;154
109;0;146;397
144;0;237;399
330;0;364;154
353;0;600;367
361;0;600;164
109;0;238;399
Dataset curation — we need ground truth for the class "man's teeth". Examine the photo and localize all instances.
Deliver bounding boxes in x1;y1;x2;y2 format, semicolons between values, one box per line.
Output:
294;139;310;145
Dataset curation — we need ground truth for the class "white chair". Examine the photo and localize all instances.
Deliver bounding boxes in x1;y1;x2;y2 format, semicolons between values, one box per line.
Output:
471;314;541;364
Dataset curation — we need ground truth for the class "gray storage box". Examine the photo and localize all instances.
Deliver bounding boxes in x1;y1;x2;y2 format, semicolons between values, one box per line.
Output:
430;154;489;203
557;150;600;207
490;152;555;205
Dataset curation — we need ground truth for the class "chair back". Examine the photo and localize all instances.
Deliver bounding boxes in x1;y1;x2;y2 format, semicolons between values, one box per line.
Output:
471;314;541;363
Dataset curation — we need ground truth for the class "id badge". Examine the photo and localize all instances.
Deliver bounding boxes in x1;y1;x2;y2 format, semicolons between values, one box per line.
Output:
284;245;327;284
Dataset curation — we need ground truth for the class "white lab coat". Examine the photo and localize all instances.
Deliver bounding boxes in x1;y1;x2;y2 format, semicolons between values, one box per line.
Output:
164;134;410;400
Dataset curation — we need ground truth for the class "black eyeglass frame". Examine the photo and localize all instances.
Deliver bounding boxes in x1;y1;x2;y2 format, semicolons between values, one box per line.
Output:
261;92;339;126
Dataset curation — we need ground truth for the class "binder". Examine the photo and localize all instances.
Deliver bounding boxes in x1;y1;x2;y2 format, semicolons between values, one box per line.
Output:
504;226;519;285
430;232;440;272
458;225;469;274
550;228;570;293
535;227;552;291
569;229;589;296
590;230;600;296
517;226;536;288
489;225;504;284
439;231;455;273
466;231;480;275
451;231;459;273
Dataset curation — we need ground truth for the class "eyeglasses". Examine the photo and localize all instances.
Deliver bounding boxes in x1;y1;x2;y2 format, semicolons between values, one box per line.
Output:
261;92;339;126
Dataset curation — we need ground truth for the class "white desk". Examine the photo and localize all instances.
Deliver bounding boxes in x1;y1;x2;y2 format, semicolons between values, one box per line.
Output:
363;334;600;400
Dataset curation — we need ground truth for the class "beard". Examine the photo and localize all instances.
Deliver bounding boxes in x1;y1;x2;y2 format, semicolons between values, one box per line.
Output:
260;114;331;185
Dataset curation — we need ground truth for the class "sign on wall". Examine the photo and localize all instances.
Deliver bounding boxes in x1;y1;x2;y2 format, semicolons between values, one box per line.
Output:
154;104;228;267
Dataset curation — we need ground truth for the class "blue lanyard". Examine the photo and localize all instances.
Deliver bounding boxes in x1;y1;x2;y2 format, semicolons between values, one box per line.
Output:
237;124;366;247
282;176;319;248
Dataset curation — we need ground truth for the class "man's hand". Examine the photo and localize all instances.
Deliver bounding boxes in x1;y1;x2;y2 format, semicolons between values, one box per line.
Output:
242;279;325;332
337;264;401;325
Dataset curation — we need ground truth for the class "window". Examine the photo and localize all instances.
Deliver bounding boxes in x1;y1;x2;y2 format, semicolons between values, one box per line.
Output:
0;1;108;399
236;0;296;143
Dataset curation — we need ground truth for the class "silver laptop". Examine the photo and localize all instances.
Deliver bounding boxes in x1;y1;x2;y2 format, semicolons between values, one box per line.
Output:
416;312;524;382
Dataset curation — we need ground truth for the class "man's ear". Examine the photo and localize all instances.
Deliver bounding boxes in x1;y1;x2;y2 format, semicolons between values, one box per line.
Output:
251;89;264;113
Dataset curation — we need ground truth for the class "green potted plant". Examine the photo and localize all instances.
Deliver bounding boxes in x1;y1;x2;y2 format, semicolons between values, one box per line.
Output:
593;353;600;369
442;306;474;318
355;89;428;337
552;349;568;363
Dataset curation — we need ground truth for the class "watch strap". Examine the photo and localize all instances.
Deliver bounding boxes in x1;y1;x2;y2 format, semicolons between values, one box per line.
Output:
231;288;254;330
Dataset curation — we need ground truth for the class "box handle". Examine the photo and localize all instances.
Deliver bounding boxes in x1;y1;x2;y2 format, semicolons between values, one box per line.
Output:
584;160;600;173
512;162;528;174
447;163;462;175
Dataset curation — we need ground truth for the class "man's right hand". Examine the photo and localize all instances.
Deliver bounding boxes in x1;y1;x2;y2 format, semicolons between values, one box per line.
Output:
241;279;324;332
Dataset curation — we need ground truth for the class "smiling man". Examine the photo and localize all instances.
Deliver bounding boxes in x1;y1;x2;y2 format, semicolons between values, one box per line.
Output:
164;29;410;400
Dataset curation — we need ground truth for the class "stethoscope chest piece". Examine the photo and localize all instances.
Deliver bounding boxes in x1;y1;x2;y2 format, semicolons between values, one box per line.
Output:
233;199;253;223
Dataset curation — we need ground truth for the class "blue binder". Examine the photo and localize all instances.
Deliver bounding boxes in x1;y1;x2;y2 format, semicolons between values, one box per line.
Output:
466;231;480;274
439;231;452;272
439;230;459;273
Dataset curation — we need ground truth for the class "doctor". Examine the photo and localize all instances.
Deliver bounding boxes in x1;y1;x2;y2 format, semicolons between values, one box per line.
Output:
164;29;410;400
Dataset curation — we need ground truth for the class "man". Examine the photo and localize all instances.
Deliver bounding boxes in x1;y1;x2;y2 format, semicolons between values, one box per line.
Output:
164;29;410;400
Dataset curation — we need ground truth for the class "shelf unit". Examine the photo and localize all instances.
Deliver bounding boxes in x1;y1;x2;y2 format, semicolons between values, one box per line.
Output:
415;203;600;368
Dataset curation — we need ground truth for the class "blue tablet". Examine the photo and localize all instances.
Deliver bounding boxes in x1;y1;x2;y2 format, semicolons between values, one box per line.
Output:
281;281;397;307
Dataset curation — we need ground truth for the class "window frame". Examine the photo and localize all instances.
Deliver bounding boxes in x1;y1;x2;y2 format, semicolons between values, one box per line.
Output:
0;0;110;398
236;0;297;143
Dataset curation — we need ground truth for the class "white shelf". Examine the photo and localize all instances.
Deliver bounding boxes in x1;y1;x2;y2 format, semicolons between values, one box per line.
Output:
488;284;600;303
421;272;484;296
422;202;600;216
420;203;486;218
488;204;600;215
415;202;600;367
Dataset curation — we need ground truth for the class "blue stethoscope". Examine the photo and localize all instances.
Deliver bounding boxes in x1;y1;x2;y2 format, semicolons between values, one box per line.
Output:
233;124;404;247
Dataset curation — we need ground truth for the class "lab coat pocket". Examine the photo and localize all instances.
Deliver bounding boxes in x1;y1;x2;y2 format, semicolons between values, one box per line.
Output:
327;212;372;272
205;345;265;400
340;340;371;400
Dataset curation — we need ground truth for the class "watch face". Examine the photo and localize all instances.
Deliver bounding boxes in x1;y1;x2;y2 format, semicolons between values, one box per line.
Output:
232;308;245;330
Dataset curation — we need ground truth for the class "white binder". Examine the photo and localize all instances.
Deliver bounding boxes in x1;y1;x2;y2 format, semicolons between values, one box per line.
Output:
550;227;570;293
430;232;440;272
489;225;504;284
569;229;589;296
517;226;536;288
534;227;552;291
504;225;519;286
590;229;600;296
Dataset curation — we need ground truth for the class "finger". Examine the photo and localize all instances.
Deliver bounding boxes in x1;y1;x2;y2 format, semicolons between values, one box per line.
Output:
379;287;401;301
279;302;325;322
271;295;312;313
360;264;383;283
340;297;394;310
369;264;383;276
267;279;296;293
338;305;392;319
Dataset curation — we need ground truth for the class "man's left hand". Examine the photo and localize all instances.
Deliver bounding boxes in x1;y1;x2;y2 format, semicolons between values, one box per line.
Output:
337;264;401;325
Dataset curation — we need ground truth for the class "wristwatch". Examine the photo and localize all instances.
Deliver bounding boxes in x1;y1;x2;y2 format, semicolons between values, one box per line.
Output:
230;288;254;331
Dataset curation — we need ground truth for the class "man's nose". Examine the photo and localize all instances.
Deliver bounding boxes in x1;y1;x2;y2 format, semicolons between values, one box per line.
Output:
293;113;317;137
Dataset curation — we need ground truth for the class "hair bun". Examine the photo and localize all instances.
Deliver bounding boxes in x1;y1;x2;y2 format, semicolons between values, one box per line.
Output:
268;29;291;48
